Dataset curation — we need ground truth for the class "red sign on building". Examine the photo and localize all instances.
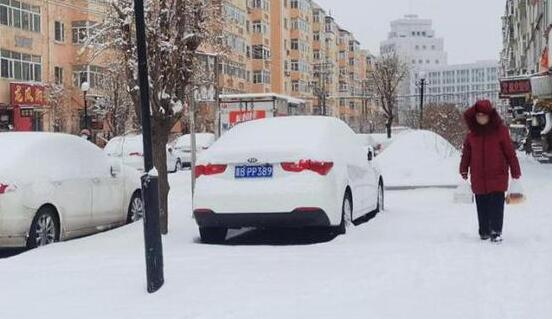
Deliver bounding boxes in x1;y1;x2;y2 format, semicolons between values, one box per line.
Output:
10;83;46;106
499;79;532;98
229;110;266;125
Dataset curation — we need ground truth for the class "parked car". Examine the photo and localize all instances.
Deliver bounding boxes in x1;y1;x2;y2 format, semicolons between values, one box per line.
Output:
104;134;180;173
193;116;384;243
0;132;143;249
172;133;216;168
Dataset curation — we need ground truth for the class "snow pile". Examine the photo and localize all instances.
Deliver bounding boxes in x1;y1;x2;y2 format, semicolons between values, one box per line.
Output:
375;130;461;187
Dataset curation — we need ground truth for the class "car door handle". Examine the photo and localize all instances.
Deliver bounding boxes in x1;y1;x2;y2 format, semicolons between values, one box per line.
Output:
52;181;62;187
92;178;101;184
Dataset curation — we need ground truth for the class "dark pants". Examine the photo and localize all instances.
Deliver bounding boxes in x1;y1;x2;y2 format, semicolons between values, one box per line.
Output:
475;192;505;236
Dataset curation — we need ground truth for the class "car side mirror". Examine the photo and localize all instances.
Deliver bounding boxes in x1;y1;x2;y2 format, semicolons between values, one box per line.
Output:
110;161;122;177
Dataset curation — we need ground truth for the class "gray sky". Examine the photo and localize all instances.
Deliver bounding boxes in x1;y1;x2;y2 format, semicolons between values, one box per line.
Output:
314;0;504;64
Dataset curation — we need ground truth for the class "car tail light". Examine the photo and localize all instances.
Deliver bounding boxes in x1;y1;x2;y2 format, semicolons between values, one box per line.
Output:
129;152;143;157
0;183;16;195
195;164;227;178
281;160;334;176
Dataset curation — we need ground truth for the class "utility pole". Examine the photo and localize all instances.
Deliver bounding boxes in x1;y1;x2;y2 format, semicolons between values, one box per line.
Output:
417;71;426;130
133;0;164;294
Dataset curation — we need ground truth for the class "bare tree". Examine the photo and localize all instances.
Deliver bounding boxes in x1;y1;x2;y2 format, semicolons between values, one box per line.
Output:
46;84;70;133
96;0;222;234
368;54;409;138
92;61;138;137
421;103;467;149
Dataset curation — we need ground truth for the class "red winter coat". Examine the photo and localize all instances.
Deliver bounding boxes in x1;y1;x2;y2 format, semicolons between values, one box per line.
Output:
459;102;522;195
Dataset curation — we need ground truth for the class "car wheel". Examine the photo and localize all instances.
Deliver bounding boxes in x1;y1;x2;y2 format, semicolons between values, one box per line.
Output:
377;181;384;213
127;192;144;223
27;207;59;249
336;191;353;235
175;160;182;171
199;227;228;244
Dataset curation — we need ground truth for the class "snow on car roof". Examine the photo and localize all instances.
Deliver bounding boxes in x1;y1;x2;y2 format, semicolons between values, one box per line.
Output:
175;133;215;148
0;132;110;183
201;116;353;163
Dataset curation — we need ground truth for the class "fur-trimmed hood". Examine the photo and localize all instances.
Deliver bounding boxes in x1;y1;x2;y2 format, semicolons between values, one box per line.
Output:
464;100;504;135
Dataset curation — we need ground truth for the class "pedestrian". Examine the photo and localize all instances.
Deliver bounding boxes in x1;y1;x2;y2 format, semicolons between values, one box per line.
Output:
460;100;522;243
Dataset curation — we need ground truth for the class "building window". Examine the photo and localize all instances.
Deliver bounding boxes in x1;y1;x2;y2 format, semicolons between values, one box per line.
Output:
54;21;65;42
72;21;98;44
0;0;41;32
223;3;246;26
291;39;299;50
251;20;268;34
54;66;63;84
252;45;270;60
249;0;270;11
0;48;41;81
313;50;320;60
253;70;271;84
73;65;105;89
313;32;320;42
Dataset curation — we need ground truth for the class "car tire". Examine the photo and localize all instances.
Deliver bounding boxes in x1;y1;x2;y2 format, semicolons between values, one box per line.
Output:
335;191;353;235
376;181;384;213
175;160;182;172
26;206;60;249
127;191;144;223
199;227;228;244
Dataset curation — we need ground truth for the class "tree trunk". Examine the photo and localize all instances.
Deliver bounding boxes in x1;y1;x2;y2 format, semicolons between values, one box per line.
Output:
152;120;171;235
386;117;393;139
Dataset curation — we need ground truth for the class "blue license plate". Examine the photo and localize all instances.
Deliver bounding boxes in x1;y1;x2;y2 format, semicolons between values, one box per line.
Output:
234;164;273;179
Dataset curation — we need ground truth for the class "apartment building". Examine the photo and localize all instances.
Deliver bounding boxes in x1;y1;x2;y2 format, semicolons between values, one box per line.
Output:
0;0;374;134
0;0;108;133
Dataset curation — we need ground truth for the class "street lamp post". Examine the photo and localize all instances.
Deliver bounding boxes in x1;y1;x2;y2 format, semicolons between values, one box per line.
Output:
133;0;164;293
417;71;426;129
80;82;90;130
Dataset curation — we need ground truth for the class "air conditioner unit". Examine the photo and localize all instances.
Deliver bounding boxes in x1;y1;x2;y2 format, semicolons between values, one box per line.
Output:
531;75;552;98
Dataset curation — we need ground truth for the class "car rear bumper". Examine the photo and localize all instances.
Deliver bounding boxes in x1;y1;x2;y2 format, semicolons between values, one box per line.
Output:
193;209;331;229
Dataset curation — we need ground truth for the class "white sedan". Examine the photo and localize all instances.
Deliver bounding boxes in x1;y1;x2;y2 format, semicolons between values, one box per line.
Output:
0;133;143;248
193;116;384;243
104;134;180;173
172;133;216;168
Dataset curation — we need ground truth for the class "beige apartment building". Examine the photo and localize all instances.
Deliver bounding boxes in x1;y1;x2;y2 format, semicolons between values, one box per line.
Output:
1;0;375;134
0;0;108;134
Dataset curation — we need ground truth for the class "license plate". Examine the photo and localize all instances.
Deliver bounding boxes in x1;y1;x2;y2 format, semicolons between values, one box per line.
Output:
234;164;273;179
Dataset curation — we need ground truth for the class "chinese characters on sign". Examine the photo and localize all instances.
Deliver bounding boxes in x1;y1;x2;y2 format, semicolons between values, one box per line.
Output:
499;79;531;98
228;110;266;125
10;83;46;106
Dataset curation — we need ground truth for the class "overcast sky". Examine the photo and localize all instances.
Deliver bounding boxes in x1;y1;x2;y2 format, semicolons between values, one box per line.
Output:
314;0;504;64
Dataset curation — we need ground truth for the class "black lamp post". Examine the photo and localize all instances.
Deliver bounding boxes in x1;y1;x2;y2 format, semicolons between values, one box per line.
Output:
133;0;164;293
417;71;426;129
80;81;90;130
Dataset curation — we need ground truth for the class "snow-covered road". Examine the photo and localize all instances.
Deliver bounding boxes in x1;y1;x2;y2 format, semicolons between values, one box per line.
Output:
0;156;551;319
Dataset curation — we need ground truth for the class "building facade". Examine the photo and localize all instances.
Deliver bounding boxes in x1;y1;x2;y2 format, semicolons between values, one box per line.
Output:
1;0;375;134
0;0;109;135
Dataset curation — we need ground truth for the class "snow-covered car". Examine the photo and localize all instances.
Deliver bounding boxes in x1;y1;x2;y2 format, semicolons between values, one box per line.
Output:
104;134;180;173
172;133;216;168
193;116;384;243
0;132;143;248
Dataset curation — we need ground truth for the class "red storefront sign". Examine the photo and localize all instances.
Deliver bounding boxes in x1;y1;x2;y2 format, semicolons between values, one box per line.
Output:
10;83;46;106
9;83;46;131
229;110;266;125
499;79;532;98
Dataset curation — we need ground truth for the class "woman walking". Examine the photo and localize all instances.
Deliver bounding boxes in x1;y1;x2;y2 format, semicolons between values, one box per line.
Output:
460;100;521;243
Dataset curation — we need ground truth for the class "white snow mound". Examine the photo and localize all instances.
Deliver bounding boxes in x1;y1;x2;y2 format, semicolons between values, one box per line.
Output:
375;130;461;187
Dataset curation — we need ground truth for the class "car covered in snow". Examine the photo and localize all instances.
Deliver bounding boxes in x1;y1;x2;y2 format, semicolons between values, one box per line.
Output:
193;116;384;243
172;133;216;168
104;134;180;173
0;133;143;248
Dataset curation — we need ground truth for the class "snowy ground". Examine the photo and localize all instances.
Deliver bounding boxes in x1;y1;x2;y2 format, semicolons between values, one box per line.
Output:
0;156;551;319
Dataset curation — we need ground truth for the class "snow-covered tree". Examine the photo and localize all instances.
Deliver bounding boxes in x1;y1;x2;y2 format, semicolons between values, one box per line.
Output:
96;0;222;233
46;84;70;133
368;54;409;138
